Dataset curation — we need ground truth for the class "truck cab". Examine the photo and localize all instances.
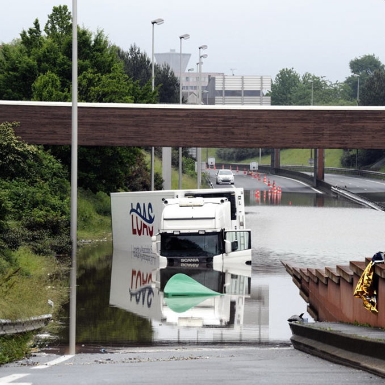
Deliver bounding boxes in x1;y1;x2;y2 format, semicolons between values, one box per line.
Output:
152;196;251;268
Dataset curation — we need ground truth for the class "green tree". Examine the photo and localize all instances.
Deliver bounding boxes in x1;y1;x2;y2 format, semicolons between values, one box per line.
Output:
349;54;384;77
0;44;38;100
359;70;385;106
20;19;43;53
117;45;151;88
32;71;68;101
0;122;71;255
117;45;180;103
270;68;355;106
156;63;179;104
44;5;72;47
270;68;301;105
345;55;385;102
0;6;162;193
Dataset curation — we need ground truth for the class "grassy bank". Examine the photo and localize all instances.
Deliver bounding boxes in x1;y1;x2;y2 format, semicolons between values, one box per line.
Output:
0;188;113;365
0;247;69;365
145;152;209;189
0;332;34;364
203;148;343;167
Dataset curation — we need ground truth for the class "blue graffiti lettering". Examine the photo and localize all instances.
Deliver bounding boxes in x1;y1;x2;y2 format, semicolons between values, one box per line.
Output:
129;286;154;308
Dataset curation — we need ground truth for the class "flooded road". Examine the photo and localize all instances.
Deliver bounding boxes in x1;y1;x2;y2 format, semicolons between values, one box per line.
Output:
56;190;385;351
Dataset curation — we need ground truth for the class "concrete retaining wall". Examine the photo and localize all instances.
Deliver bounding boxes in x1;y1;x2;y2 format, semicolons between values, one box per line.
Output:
283;259;385;328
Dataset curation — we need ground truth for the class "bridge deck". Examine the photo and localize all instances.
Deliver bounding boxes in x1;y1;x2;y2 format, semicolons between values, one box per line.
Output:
1;101;385;148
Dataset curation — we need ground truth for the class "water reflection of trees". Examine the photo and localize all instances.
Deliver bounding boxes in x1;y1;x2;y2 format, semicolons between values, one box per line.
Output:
59;242;153;345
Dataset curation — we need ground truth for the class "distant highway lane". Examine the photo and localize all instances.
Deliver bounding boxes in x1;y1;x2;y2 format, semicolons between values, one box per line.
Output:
207;169;385;194
207;169;320;193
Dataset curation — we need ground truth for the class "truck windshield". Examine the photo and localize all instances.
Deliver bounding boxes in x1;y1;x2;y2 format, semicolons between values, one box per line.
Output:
161;233;221;258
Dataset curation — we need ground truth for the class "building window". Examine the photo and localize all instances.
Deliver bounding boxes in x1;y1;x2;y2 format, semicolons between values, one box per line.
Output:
214;90;261;97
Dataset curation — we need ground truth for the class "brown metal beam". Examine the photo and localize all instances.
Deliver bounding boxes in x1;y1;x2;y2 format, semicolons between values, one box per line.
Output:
1;102;385;149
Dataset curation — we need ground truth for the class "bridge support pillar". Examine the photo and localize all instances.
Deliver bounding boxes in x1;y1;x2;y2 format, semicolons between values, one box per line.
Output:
162;147;172;189
271;149;280;172
316;149;325;182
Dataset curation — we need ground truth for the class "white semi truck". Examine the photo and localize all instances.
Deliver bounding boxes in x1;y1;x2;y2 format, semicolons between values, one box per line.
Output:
109;188;251;331
110;188;251;269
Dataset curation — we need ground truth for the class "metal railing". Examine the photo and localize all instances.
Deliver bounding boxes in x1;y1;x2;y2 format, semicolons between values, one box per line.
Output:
0;314;52;335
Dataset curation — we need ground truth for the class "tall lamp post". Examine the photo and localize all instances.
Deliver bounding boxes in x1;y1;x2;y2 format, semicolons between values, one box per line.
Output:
197;45;207;188
69;0;78;355
310;79;314;106
353;74;360;105
353;74;360;168
310;79;314;164
151;18;164;190
198;45;208;104
187;67;194;103
178;34;190;189
179;34;190;104
198;54;208;104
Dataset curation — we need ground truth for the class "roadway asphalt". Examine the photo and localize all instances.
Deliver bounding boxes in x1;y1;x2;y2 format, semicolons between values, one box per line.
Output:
1;323;385;384
1;340;384;385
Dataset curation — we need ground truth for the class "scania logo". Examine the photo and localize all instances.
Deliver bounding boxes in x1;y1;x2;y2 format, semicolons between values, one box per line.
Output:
130;202;155;237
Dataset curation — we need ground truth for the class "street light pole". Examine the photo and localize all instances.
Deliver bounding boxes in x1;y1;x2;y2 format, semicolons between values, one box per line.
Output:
198;55;207;104
151;18;164;191
311;80;314;106
69;0;78;355
187;67;193;103
179;34;190;104
197;45;207;188
178;34;190;190
355;76;360;105
151;19;164;91
356;76;360;168
353;74;360;168
310;79;314;162
198;45;207;104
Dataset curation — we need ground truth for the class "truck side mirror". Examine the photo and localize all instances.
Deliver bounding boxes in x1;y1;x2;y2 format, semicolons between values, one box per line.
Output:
225;239;239;254
225;240;231;254
151;236;158;254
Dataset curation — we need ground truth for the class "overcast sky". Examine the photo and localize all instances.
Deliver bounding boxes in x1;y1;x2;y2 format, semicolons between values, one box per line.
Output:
1;0;385;84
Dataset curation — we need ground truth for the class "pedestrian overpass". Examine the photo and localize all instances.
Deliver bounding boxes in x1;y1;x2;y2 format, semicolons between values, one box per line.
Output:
1;101;385;183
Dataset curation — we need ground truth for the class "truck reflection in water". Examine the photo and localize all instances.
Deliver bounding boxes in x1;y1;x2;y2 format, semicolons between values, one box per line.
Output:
109;248;251;340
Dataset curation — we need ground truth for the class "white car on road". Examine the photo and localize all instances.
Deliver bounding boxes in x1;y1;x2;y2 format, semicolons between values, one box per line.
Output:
216;169;234;185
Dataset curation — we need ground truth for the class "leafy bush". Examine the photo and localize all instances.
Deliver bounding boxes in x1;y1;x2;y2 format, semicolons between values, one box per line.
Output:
216;148;270;162
183;157;197;178
0;333;34;365
0;122;71;255
341;149;385;168
77;189;111;239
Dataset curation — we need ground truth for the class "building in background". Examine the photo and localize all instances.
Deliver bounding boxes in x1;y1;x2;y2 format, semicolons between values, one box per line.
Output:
206;75;271;105
155;49;191;75
155;49;271;106
181;71;223;104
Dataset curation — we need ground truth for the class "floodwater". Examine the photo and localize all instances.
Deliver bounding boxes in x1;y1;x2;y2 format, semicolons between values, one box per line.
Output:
55;191;385;351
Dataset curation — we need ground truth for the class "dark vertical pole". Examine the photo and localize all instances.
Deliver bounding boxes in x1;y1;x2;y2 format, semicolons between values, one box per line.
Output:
69;0;78;355
317;149;325;181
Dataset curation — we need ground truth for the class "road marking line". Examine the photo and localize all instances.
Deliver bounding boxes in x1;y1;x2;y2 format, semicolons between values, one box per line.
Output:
275;175;323;194
0;373;31;384
0;383;31;385
31;355;74;369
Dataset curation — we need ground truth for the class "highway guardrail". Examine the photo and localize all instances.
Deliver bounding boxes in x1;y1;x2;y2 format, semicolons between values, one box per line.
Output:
0;314;52;335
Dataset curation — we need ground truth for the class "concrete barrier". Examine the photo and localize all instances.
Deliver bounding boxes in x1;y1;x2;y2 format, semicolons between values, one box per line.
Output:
0;314;52;335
